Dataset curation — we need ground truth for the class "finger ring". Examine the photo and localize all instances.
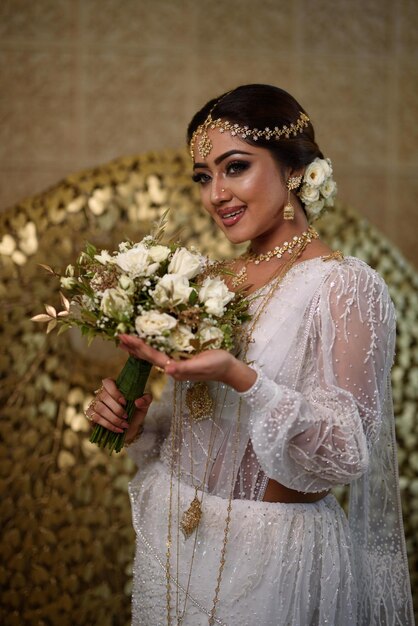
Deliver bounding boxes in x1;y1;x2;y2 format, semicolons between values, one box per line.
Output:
155;365;165;374
94;385;103;395
83;410;94;422
87;397;97;412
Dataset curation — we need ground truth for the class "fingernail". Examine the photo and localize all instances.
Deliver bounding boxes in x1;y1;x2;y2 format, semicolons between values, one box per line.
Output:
117;428;124;433
122;423;129;429
123;413;129;419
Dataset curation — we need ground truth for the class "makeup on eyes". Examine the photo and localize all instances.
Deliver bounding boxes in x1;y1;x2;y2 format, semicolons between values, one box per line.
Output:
192;159;251;184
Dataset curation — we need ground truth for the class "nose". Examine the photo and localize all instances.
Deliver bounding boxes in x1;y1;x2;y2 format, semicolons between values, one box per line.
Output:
210;179;229;205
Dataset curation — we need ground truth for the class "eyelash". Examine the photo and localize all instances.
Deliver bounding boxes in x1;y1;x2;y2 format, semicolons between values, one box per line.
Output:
192;160;250;185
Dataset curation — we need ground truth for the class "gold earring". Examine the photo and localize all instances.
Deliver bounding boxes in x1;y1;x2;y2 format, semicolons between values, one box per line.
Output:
284;175;302;220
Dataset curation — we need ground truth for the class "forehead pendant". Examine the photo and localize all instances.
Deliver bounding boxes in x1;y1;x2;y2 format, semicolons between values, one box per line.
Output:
190;110;310;160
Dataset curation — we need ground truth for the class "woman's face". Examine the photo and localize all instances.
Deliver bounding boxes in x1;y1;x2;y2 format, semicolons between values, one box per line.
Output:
192;128;292;246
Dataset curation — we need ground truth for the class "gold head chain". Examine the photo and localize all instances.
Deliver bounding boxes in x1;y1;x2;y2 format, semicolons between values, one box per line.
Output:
190;110;310;159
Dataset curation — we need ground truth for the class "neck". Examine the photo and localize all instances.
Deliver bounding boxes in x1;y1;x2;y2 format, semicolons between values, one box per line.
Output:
250;209;309;255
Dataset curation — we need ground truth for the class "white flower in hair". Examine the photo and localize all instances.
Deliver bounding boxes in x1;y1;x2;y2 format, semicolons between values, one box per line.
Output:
298;156;337;222
304;159;327;187
299;184;320;204
320;178;337;199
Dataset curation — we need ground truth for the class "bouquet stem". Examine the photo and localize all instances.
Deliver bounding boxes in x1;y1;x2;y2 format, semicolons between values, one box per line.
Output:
89;356;152;454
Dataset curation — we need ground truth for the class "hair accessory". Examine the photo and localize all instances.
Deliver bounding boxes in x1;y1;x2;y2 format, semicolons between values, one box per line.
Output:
284;175;302;220
190;111;310;159
297;157;337;223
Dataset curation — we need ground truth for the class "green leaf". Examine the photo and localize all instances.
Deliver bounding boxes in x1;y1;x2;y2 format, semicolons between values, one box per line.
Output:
188;290;198;305
85;242;97;258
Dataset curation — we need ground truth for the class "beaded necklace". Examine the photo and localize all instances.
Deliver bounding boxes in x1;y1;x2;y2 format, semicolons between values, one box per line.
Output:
232;226;318;287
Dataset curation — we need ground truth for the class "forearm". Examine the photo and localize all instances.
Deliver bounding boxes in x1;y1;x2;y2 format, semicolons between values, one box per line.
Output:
221;357;257;392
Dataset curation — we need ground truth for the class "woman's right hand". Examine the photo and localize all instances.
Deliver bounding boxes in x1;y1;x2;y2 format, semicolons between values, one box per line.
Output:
86;378;153;443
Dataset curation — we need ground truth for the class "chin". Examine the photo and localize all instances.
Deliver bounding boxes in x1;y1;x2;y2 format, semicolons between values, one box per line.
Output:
218;225;250;245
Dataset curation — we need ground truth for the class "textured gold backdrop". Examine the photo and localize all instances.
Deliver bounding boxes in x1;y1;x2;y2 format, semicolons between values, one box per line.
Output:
0;0;417;267
0;150;417;625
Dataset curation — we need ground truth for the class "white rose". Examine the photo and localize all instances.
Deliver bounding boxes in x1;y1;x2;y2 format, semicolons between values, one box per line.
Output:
114;245;150;277
168;247;202;279
94;250;113;265
322;158;333;177
320;178;337;199
169;324;195;353
145;262;161;276
148;245;171;263
199;277;235;317
198;324;224;349
135;310;177;337
152;274;193;307
299;183;320;204
100;288;133;321
304;159;326;188
118;274;135;294
306;199;325;218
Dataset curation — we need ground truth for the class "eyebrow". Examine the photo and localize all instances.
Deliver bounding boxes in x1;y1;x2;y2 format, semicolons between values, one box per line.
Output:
193;149;253;169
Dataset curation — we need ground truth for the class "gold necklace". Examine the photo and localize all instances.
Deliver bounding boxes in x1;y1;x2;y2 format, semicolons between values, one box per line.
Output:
231;226;318;287
166;236;316;625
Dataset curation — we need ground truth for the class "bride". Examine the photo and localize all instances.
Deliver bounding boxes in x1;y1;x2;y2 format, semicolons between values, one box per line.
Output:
86;84;414;626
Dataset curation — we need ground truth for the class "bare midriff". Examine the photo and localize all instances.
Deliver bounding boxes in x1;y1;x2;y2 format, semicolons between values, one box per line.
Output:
263;478;330;504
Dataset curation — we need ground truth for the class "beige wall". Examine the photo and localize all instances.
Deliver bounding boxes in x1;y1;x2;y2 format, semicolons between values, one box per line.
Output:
0;0;417;266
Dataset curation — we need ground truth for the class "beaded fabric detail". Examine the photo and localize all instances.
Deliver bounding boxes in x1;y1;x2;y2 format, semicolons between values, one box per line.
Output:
190;111;310;159
127;256;414;625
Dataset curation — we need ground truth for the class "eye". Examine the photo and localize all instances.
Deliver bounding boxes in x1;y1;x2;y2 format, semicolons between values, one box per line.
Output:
226;160;250;176
192;172;211;185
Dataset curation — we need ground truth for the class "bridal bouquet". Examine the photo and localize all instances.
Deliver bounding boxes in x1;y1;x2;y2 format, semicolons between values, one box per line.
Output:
31;220;250;453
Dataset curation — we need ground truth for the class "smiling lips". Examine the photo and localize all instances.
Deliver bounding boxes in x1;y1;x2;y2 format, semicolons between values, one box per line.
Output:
217;205;246;226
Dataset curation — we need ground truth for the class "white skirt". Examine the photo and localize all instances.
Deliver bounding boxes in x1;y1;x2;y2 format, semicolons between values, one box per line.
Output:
129;461;357;626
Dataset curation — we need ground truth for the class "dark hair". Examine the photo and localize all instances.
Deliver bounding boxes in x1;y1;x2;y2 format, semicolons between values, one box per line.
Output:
187;84;323;172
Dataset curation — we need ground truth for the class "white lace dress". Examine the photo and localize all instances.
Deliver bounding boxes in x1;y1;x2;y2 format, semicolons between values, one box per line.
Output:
127;256;414;626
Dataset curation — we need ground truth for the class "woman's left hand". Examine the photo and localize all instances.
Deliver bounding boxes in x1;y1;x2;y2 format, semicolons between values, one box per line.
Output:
118;334;257;392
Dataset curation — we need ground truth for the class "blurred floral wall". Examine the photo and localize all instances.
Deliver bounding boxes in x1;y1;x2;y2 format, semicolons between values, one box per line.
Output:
0;0;417;267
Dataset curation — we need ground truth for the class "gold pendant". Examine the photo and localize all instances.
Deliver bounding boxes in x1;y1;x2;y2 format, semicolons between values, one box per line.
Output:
231;264;248;288
185;381;213;421
180;496;202;539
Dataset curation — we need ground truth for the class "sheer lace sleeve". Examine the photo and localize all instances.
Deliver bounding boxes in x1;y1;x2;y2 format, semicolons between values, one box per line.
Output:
126;376;173;469
239;260;396;493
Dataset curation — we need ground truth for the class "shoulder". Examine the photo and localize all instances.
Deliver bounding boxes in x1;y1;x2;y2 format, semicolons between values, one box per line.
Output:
322;255;388;292
319;256;395;325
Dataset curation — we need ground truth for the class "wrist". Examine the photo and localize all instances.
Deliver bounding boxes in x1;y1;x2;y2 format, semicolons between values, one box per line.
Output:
124;423;144;446
222;358;257;392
